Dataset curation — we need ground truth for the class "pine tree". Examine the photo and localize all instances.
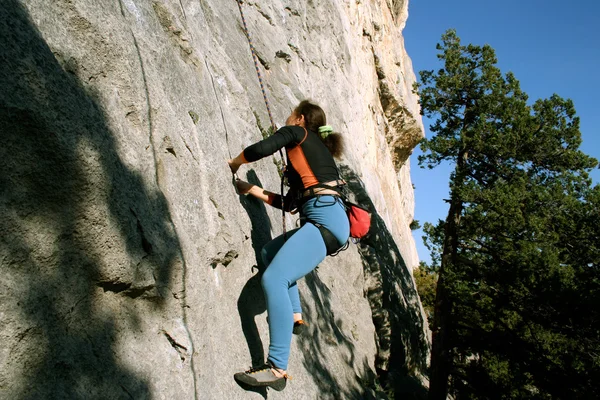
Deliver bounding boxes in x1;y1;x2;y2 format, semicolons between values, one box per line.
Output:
416;29;599;399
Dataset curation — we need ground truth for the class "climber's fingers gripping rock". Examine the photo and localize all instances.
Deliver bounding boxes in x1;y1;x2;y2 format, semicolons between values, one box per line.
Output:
234;179;254;195
228;158;241;174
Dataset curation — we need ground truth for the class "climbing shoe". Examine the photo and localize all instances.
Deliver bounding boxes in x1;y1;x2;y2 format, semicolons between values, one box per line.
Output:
233;363;288;391
293;320;306;335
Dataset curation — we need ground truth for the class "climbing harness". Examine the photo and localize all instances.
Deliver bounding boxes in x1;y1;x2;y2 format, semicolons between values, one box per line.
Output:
298;183;373;255
236;0;288;236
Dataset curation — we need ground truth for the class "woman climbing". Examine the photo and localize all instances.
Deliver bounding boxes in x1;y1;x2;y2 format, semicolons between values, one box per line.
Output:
228;100;349;391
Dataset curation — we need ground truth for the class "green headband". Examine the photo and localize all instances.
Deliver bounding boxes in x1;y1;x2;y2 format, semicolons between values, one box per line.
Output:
318;125;333;138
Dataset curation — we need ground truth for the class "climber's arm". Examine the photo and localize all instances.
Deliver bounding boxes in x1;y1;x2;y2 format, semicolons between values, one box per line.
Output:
228;127;300;174
234;180;293;211
235;180;270;202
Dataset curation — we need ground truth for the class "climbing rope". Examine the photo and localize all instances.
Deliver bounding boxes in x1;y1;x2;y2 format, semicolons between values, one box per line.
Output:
236;0;288;236
235;0;278;133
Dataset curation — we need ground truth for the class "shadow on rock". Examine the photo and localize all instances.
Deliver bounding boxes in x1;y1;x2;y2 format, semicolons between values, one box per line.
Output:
235;170;273;398
0;2;188;398
339;164;430;399
299;271;379;399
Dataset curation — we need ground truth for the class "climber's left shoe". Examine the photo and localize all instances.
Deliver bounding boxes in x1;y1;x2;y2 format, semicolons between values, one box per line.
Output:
234;362;288;391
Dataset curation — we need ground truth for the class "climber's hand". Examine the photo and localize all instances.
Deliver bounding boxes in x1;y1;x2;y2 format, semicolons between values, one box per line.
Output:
228;159;241;174
234;179;253;195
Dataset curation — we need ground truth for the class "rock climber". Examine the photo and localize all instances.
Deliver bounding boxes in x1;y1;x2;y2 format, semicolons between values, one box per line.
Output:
228;100;349;391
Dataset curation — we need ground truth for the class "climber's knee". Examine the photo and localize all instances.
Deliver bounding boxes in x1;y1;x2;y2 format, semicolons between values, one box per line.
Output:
261;267;273;291
261;266;288;295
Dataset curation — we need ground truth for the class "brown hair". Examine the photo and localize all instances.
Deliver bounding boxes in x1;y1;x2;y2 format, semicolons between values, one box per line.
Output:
294;100;344;159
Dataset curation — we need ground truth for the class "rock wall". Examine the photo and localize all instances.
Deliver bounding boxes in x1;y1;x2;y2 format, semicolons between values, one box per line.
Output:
0;0;428;398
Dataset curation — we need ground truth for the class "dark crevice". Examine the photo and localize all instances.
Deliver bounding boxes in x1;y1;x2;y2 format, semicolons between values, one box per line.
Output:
253;6;273;26
203;57;234;158
97;280;132;294
130;208;153;254
139;222;153;254
275;50;292;63
130;30;158;185
178;0;187;21
210;250;239;269
67;296;88;315
162;330;187;362
284;7;300;17
257;54;270;70
124;285;156;299
16;327;34;343
287;43;303;61
120;384;135;400
182;139;197;162
188;110;199;124
95;278;156;299
118;0;126;17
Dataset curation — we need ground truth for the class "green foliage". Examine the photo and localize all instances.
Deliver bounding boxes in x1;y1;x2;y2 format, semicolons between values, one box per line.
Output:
188;110;199;125
273;158;285;178
414;261;437;324
422;221;444;269
253;110;275;139
416;29;600;399
410;219;421;230
254;111;283;176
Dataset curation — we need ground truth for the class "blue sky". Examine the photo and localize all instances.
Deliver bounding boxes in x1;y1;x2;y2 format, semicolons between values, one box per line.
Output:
403;0;600;264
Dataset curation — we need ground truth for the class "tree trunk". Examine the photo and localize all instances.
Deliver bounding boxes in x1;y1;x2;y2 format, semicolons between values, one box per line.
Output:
428;151;466;400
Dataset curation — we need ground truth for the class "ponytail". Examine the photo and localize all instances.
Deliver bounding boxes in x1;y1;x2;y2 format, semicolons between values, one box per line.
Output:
295;100;345;159
317;125;344;158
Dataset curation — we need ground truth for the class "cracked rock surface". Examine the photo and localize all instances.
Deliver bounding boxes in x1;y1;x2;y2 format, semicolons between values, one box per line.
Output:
1;0;429;398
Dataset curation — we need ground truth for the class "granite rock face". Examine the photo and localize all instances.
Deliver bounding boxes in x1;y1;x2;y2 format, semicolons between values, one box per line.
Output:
0;0;428;398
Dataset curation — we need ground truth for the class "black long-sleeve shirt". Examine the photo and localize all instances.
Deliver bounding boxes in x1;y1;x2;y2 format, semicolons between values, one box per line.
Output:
243;125;340;210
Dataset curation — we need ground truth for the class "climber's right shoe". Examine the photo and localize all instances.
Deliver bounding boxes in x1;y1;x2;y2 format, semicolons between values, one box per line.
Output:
293;319;306;335
233;363;288;391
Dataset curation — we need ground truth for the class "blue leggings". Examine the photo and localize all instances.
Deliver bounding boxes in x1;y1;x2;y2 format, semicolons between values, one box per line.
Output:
260;195;349;370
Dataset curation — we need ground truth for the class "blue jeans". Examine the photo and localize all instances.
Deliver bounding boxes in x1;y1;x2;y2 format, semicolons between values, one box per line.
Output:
260;196;349;369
